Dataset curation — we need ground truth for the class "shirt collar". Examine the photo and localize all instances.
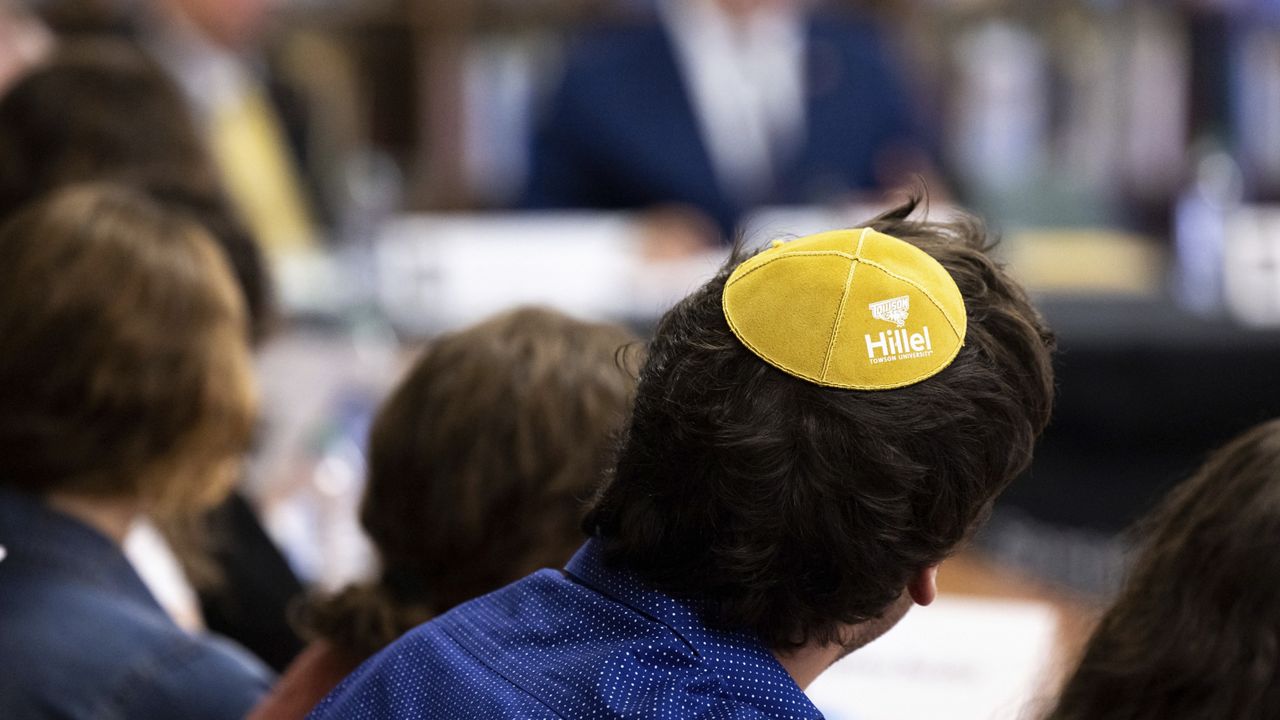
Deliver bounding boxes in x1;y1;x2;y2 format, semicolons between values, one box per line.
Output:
657;0;807;202
0;487;160;608
565;539;824;718
565;538;708;639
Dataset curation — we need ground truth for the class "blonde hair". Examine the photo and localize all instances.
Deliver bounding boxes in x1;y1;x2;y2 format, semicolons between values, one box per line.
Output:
0;184;256;515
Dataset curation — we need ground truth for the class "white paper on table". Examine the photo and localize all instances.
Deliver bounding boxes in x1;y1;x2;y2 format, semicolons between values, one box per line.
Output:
374;212;730;334
805;595;1059;720
375;213;642;333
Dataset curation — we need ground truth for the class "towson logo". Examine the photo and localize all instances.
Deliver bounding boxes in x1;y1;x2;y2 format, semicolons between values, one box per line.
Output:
864;295;934;364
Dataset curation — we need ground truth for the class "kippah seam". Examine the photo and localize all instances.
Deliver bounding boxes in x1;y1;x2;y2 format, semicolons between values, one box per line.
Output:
818;228;870;381
853;226;871;258
854;256;965;342
819;256;860;382
722;300;822;385
724;250;859;288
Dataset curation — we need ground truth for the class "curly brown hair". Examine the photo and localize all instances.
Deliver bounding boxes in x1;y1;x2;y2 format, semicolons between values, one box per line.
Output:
1045;418;1280;720
584;195;1056;650
300;308;641;660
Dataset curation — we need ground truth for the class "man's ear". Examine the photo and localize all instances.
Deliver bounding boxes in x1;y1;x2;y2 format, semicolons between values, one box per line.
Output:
907;565;939;607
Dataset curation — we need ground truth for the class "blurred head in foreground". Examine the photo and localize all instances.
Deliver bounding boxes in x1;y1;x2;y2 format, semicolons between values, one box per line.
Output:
586;195;1057;656
302;308;640;660
0;182;269;720
0;184;256;518
0;39;274;344
1047;418;1280;720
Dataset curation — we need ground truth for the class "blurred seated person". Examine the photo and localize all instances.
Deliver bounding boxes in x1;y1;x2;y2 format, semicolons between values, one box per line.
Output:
0;40;273;340
37;0;321;253
1045;418;1280;720
524;0;938;240
248;307;639;719
0;39;222;214
142;0;320;253
0;40;305;670
0;185;271;719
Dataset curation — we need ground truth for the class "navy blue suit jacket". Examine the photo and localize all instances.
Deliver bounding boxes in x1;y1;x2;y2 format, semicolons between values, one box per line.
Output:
524;13;930;236
0;488;272;719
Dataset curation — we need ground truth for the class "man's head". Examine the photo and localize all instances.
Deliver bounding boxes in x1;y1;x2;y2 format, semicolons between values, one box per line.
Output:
584;196;1055;651
160;0;274;49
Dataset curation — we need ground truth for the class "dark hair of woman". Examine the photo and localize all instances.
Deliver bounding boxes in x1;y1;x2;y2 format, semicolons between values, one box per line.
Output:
1045;418;1280;720
298;307;641;661
0;39;217;210
0;38;274;344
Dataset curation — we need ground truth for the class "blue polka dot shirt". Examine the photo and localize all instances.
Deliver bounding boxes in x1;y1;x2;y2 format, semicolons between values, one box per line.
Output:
309;539;824;719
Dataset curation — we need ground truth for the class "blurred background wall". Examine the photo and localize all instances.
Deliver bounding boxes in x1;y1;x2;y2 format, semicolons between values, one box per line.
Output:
26;0;1280;230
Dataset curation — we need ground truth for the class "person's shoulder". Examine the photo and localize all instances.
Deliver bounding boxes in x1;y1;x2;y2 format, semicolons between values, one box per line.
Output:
437;571;738;715
88;590;273;719
312;569;788;719
107;629;273;720
310;617;560;719
0;579;271;719
0;573;168;676
312;569;660;718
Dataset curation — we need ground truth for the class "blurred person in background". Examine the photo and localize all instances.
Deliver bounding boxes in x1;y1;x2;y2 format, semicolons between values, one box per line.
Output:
0;40;267;338
0;39;307;671
139;0;321;253
0;185;271;719
36;0;322;254
525;0;938;240
0;38;215;202
1045;418;1280;720
249;307;640;719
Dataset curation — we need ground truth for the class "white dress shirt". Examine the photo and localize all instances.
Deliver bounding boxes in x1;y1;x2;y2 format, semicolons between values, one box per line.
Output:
660;0;807;204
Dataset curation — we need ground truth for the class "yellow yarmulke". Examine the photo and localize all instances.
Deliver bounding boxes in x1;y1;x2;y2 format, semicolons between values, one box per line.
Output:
722;228;967;390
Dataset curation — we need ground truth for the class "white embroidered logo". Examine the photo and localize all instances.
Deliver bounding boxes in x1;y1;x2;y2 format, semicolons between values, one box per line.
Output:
868;295;910;328
865;295;934;364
